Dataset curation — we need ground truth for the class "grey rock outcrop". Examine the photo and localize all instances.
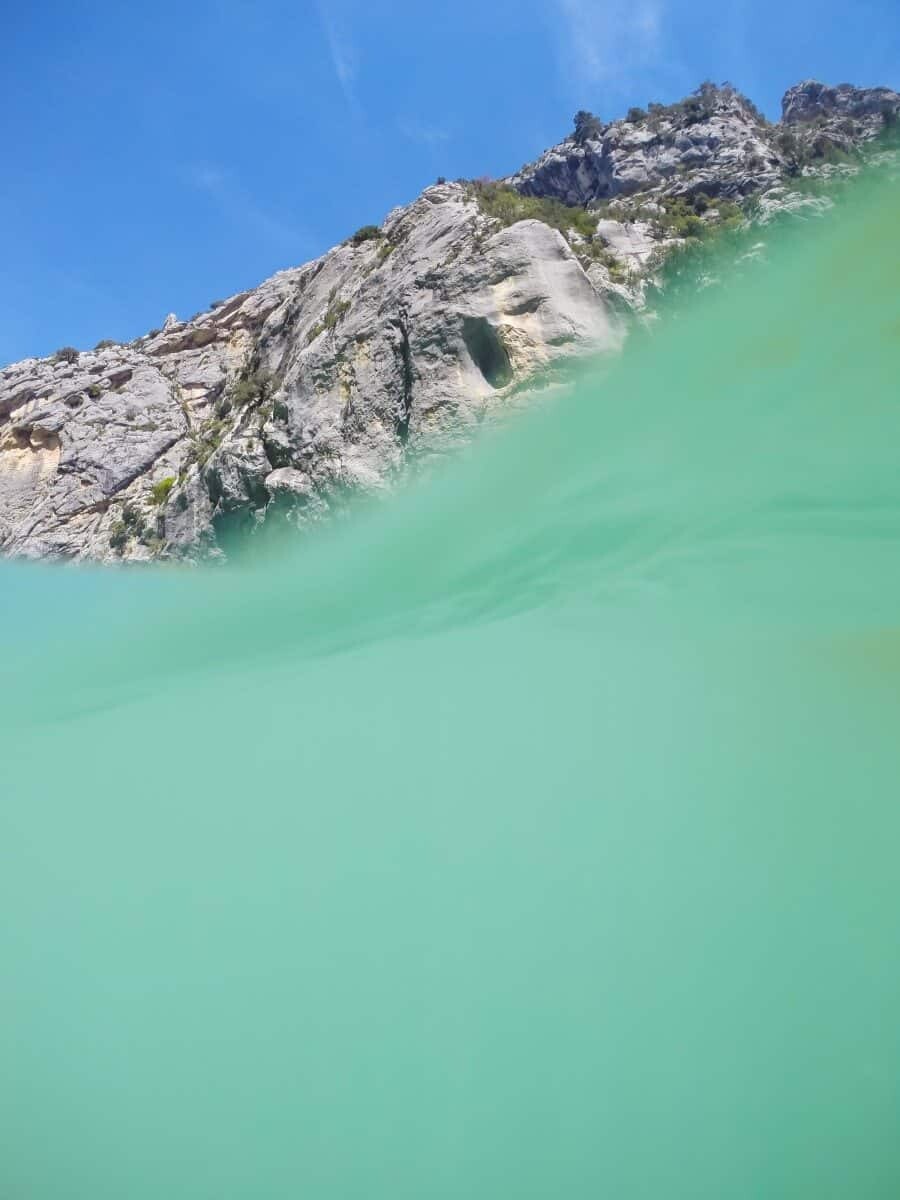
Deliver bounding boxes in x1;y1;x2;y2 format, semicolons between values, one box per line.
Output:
511;80;898;208
781;79;900;127
510;84;782;204
1;78;895;563
1;186;619;562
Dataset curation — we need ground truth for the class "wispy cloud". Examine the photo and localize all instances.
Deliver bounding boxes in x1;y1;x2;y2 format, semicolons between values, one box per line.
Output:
182;163;310;256
397;118;451;148
317;2;361;113
186;164;231;193
554;0;665;98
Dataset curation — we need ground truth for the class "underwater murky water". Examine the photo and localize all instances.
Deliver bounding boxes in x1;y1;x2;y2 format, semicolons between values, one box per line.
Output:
2;171;899;1197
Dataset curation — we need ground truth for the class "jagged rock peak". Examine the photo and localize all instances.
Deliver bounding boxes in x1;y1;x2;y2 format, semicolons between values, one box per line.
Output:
509;82;780;207
509;78;897;210
781;79;900;125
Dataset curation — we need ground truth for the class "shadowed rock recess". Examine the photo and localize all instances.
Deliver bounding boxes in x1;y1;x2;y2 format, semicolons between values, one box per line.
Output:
2;79;897;563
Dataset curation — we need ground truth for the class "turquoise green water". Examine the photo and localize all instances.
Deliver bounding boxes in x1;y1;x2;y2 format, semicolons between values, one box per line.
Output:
2;173;900;1197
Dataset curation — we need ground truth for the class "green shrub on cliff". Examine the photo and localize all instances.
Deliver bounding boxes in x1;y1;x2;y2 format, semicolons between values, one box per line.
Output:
467;181;598;241
149;477;176;506
348;225;383;246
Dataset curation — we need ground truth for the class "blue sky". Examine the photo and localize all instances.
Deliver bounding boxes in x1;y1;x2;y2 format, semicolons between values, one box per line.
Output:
2;0;897;364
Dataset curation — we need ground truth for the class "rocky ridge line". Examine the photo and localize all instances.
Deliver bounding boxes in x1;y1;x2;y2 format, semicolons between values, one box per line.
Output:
1;78;896;563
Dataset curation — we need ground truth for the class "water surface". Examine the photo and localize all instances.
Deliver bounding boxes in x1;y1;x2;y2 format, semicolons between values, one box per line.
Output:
2;172;900;1198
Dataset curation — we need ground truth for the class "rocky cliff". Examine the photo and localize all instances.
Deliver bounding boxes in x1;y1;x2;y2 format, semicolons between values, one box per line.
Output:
1;79;897;563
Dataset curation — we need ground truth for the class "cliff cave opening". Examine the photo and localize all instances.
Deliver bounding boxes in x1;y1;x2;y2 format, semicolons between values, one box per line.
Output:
462;317;512;389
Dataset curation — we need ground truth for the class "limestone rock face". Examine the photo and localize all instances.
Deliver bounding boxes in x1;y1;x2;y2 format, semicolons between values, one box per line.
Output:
510;81;898;209
510;86;782;205
0;186;620;562
1;78;895;563
781;80;900;127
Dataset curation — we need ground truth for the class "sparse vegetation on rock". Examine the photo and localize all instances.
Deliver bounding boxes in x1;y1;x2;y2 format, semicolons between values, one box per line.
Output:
109;501;147;551
231;369;273;407
108;521;128;551
307;295;351;343
149;477;176;505
572;110;603;145
348;225;383;246
467;180;598;240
